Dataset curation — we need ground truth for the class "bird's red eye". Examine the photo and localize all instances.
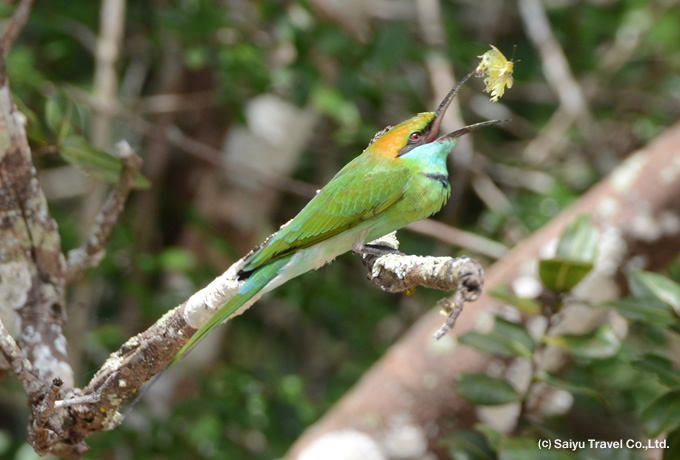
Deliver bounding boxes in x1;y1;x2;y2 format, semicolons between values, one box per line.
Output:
409;132;422;142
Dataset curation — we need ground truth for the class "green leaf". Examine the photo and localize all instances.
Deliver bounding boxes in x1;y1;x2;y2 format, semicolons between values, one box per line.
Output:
539;259;593;294
628;271;680;317
45;93;65;134
534;371;603;400
494;317;536;353
542;326;620;360
457;373;521;406
489;284;542;315
159;247;197;273
555;214;599;263
0;430;10;456
642;390;680;437
310;85;359;142
475;424;503;451
57;102;73;144
633;354;680;387
608;297;678;326
459;332;510;357
459;318;535;358
59;135;150;189
664;426;680;460
539;215;599;293
444;429;495;460
13;94;47;144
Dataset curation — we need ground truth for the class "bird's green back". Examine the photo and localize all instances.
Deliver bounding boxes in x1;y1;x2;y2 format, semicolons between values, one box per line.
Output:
241;154;410;273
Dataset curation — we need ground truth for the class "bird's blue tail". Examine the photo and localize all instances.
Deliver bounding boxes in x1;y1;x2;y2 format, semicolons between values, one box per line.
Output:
172;257;289;364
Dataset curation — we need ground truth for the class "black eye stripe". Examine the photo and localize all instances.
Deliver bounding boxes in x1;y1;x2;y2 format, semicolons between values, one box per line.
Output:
398;129;429;156
397;143;420;157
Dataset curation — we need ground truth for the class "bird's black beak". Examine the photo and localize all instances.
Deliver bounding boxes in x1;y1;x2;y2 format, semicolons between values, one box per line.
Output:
426;71;475;143
426;70;506;143
437;119;506;141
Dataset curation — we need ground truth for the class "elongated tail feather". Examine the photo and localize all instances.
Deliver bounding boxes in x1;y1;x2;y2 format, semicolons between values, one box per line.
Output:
172;257;289;364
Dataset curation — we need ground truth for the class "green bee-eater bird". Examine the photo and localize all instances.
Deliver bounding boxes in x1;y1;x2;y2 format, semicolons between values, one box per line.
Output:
174;72;501;362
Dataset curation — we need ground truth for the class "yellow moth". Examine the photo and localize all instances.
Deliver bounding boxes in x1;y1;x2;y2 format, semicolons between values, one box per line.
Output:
475;45;514;103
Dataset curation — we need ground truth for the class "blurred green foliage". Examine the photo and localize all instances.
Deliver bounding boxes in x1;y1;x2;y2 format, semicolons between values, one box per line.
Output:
1;0;679;458
453;216;680;460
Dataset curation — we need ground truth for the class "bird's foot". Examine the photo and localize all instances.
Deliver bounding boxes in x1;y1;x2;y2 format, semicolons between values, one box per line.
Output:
353;243;403;257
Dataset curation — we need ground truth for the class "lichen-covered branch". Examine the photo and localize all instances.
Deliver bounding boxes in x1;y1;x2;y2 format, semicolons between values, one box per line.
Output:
0;55;80;457
0;12;139;451
0;231;465;458
36;304;197;456
362;232;484;339
65;141;143;283
368;252;483;295
0;63;71;384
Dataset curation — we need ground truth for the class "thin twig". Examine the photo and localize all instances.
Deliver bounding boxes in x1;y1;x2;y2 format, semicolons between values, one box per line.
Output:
470;173;514;215
518;0;592;124
0;317;44;401
406;219;508;259
0;0;35;57
91;0;126;149
36;378;63;426
65;141;143;282
522;107;573;164
136;91;221;114
53;393;101;409
518;0;610;169
432;294;465;340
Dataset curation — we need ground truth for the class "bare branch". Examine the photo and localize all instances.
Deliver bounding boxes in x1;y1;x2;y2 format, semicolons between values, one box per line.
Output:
53;393;100;409
65;141;143;283
518;0;611;169
0;51;80;457
7;227;484;454
407;219;509;259
518;0;591;124
35;377;62;427
0;0;35;57
91;0;126;148
0;323;73;457
361;232;485;339
433;295;466;340
0;57;72;387
0;317;43;401
366;250;483;296
368;252;485;340
136;91;221;114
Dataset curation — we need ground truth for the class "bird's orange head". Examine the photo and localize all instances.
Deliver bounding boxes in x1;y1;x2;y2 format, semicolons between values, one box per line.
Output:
366;71;503;158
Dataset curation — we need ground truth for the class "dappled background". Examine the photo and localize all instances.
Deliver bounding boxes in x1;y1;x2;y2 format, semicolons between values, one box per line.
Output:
1;0;680;458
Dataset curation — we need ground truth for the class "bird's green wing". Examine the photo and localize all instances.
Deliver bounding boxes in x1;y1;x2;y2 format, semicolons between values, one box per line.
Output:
241;155;409;273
